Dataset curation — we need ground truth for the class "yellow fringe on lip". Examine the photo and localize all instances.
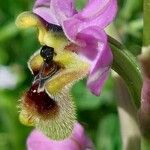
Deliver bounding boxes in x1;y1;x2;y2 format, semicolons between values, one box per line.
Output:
19;109;35;127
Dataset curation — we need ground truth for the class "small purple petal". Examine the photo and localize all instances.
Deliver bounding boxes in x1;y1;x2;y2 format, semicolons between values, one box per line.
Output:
27;123;93;150
87;44;112;96
78;0;117;28
33;0;59;25
50;0;77;24
141;77;150;108
62;0;117;39
33;0;77;25
63;25;113;95
33;0;50;7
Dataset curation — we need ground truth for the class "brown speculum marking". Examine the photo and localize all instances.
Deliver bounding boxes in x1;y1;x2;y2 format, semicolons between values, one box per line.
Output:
24;82;58;119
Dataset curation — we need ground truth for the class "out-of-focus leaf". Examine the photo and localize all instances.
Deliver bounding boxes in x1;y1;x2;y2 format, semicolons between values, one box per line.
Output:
75;0;87;10
0;48;8;64
96;114;122;150
0;22;18;42
72;76;115;110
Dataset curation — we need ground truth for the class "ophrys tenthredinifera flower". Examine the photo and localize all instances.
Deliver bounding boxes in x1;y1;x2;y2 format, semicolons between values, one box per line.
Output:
16;0;117;140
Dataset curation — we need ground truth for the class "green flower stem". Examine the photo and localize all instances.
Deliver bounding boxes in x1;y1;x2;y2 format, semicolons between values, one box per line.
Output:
143;0;150;46
108;36;142;109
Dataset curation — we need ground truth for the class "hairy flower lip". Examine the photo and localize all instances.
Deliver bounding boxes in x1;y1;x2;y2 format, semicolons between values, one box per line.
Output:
19;46;89;140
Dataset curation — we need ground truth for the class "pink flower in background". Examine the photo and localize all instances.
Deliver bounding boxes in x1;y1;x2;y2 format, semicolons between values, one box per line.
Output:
33;0;117;96
138;49;150;136
27;123;93;150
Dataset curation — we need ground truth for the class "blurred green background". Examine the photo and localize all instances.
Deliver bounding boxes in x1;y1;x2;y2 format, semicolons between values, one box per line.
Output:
0;0;142;150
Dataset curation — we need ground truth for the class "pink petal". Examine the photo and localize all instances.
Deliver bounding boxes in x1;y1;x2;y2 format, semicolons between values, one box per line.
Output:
27;123;93;150
62;0;117;40
63;25;112;95
62;1;116;95
84;29;112;96
50;0;77;24
87;44;112;96
62;0;117;42
78;0;117;29
33;0;77;25
33;0;59;25
141;78;150;109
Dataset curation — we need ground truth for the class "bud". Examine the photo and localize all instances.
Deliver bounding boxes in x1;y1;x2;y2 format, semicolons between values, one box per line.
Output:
27;123;94;150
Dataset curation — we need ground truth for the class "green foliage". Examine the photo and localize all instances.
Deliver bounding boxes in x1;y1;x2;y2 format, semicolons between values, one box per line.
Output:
0;0;142;149
96;114;121;150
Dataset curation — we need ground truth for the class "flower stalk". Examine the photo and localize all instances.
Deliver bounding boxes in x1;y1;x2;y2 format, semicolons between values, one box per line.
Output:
109;36;142;109
143;0;150;46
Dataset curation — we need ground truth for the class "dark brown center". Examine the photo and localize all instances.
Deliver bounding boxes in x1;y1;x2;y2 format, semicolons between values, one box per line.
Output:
24;82;58;119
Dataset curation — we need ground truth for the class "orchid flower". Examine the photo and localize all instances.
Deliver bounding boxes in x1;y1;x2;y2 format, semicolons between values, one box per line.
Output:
16;0;117;140
27;123;94;150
